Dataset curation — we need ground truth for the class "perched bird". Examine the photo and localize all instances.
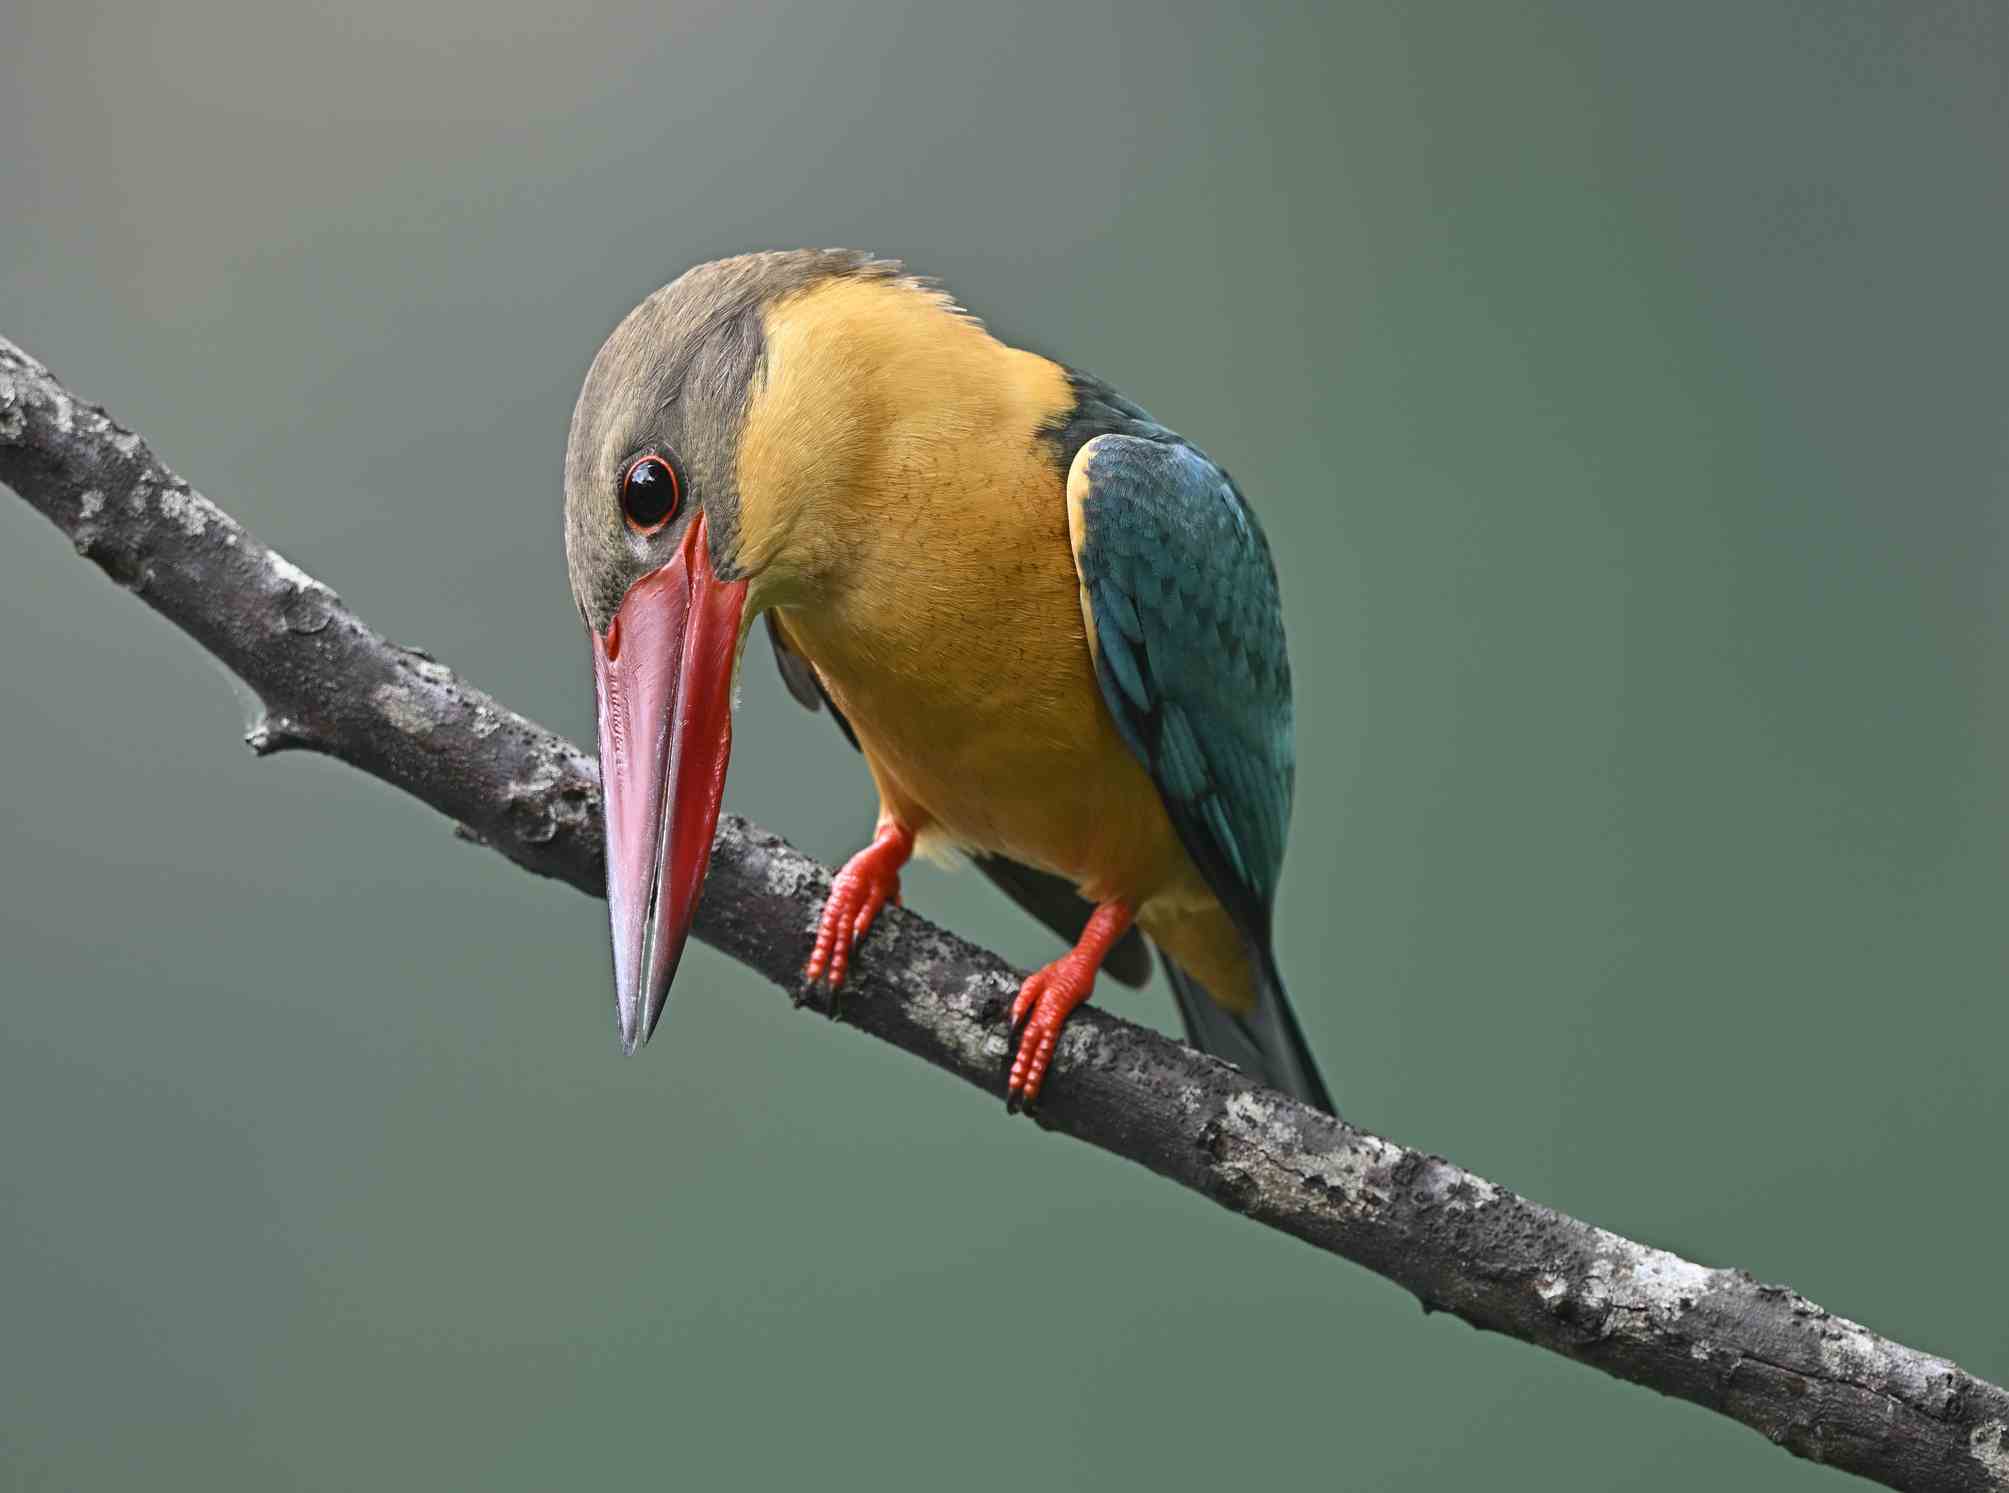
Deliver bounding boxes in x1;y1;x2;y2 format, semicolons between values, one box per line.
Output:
564;250;1333;1112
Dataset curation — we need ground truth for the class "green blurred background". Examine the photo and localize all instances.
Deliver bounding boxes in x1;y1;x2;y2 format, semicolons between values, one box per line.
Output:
4;2;2005;1488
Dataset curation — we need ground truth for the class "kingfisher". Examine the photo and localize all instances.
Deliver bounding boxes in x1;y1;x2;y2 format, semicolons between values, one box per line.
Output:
564;250;1333;1113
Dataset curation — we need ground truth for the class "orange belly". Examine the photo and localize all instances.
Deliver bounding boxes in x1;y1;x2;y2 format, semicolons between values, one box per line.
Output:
771;542;1258;1014
774;555;1182;907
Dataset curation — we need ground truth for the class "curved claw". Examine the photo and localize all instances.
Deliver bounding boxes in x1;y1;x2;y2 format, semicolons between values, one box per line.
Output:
804;821;915;992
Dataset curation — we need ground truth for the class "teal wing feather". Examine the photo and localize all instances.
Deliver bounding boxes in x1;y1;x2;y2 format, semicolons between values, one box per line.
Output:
1070;433;1294;939
1069;429;1333;1112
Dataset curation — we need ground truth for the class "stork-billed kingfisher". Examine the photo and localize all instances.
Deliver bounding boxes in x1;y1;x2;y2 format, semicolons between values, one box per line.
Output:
563;250;1333;1113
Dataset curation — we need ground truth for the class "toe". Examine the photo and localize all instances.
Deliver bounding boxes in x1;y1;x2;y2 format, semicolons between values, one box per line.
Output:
1008;975;1042;1034
804;885;860;986
1007;1025;1050;1106
826;922;857;988
850;879;893;943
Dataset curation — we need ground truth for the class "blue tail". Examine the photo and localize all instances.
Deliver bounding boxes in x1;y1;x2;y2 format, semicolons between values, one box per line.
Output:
1160;945;1335;1114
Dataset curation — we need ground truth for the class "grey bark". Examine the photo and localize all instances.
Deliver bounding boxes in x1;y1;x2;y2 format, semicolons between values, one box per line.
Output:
4;333;2005;1492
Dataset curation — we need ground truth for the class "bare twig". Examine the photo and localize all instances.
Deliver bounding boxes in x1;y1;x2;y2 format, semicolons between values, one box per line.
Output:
4;334;2004;1492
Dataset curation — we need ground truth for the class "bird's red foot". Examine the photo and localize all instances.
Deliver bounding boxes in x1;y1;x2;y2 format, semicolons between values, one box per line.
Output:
803;821;914;991
1005;900;1134;1112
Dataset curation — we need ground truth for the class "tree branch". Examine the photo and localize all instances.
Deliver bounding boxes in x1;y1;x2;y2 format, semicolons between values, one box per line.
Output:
4;333;2004;1492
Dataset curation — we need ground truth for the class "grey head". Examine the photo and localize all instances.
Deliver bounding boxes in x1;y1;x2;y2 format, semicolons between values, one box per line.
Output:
563;248;903;635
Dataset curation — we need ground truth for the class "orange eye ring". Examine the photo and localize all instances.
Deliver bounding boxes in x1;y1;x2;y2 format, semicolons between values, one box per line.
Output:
621;452;682;534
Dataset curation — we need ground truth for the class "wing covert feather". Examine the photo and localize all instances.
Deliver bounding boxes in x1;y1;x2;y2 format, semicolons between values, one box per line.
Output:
1067;433;1294;937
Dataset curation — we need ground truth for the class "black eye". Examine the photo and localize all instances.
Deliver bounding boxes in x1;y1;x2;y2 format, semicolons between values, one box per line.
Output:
621;453;682;533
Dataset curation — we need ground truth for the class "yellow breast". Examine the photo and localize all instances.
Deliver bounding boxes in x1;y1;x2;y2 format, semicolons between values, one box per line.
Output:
738;273;1186;905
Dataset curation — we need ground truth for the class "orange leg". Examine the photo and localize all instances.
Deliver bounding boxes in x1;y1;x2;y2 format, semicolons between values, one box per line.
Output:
803;820;914;990
1005;900;1135;1112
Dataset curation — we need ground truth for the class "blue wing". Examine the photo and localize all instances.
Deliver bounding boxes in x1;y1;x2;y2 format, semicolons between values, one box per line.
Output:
1067;432;1294;941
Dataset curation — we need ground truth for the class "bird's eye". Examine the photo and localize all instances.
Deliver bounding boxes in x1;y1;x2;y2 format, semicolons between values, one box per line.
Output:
621;453;682;534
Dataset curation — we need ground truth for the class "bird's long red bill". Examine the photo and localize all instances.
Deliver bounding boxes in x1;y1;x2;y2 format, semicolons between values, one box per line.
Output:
592;514;748;1053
